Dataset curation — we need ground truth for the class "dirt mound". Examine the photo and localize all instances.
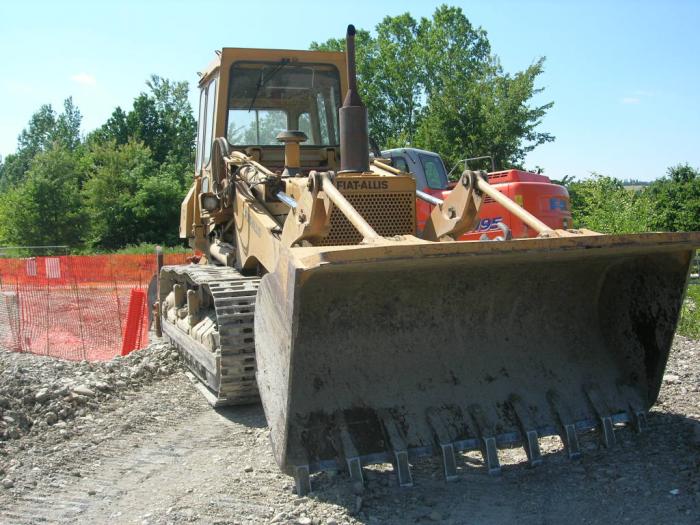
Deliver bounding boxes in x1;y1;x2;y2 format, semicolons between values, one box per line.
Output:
0;341;180;444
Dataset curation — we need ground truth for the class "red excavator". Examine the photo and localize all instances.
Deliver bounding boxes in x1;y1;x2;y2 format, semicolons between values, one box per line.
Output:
382;147;572;240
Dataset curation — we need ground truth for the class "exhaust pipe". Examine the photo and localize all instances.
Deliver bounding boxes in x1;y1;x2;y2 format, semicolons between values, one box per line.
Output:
339;24;369;173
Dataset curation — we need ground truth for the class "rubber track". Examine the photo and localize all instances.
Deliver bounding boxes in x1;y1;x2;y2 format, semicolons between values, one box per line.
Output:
160;265;260;406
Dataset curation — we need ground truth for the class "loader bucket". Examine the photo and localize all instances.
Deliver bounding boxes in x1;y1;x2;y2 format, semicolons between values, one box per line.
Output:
254;232;699;484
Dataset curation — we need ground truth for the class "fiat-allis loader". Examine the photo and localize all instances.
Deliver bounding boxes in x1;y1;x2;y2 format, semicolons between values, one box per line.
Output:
158;26;700;494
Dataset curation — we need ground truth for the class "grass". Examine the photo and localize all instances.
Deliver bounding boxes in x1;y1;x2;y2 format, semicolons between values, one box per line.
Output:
678;283;700;339
0;243;191;258
71;243;191;256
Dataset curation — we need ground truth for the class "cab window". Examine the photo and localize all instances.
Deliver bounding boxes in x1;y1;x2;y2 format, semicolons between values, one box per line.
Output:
202;78;217;167
195;89;206;172
298;112;313;140
419;153;449;190
391;156;409;173
228;109;287;145
226;61;341;146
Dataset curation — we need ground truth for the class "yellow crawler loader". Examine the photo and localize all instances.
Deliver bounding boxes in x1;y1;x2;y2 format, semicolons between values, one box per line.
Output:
158;26;700;494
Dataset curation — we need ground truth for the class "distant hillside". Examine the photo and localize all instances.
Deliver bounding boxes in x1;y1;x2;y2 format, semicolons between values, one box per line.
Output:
622;179;651;190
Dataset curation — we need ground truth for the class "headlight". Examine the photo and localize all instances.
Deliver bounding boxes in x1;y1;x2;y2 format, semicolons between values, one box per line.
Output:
202;194;220;212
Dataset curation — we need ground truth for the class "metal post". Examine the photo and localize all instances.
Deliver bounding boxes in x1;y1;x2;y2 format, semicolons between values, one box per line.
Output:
154;246;163;338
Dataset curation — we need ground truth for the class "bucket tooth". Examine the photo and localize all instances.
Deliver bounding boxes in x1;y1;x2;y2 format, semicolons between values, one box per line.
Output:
548;391;582;459
584;385;616;448
427;409;458;481
378;411;413;487
469;405;501;475
618;385;647;433
294;465;311;497
631;410;647;434
510;397;543;467
523;430;542;466
287;428;312;496
439;443;458;482
482;438;500;475
335;412;364;484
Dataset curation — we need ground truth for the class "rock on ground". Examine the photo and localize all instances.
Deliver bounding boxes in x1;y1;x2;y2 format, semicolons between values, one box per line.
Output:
0;340;180;444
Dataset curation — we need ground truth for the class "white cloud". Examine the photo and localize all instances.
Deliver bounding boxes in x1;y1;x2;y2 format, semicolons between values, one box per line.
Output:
621;96;641;105
70;73;97;87
620;90;654;105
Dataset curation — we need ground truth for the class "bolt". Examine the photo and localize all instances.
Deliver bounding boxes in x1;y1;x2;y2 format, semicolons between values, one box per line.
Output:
448;207;457;219
298;210;307;223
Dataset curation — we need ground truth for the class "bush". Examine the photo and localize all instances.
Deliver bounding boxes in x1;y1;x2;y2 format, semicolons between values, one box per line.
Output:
677;285;700;339
567;174;653;233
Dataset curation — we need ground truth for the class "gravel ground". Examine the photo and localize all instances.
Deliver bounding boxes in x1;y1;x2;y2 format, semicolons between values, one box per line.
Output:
0;336;699;524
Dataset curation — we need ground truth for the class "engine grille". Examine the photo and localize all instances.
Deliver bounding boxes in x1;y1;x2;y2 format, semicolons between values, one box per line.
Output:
318;192;416;246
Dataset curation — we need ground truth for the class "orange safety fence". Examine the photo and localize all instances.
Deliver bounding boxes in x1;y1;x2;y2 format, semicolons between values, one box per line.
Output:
0;253;189;361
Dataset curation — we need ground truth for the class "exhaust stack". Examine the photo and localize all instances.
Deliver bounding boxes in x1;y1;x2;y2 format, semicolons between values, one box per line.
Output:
339;24;369;173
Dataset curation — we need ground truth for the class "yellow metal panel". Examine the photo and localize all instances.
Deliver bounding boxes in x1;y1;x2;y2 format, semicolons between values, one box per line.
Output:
179;184;197;239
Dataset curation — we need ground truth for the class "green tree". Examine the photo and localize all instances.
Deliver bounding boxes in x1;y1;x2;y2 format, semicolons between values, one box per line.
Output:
567;174;653;234
82;140;187;249
87;106;130;146
0;146;86;246
131;162;188;246
0;98;82;190
88;75;196;168
311;5;554;168
416;57;553;171
646;164;700;232
54;97;83;151
82;141;155;248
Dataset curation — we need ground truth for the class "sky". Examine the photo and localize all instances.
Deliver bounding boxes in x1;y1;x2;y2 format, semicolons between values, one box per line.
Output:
0;0;698;181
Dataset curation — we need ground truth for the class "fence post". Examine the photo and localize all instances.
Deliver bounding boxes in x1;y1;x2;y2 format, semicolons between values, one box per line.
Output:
121;288;146;356
14;275;23;353
44;258;50;356
154;246;163;337
68;255;88;361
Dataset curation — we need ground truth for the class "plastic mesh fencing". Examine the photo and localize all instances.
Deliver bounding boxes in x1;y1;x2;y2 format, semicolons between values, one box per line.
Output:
0;253;189;361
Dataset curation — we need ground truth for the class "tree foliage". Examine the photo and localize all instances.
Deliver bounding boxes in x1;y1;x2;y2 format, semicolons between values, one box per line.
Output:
565;166;700;235
80;140;188;249
647;164;700;232
0;146;86;246
88;75;196;168
311;5;554;168
567;174;653;233
0;76;194;250
0;98;82;190
81;141;156;248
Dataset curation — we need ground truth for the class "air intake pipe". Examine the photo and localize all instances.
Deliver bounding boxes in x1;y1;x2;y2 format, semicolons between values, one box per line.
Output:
339;24;369;173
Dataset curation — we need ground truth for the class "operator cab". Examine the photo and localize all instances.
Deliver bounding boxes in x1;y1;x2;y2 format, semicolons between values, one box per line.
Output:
381;148;449;191
194;48;348;182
